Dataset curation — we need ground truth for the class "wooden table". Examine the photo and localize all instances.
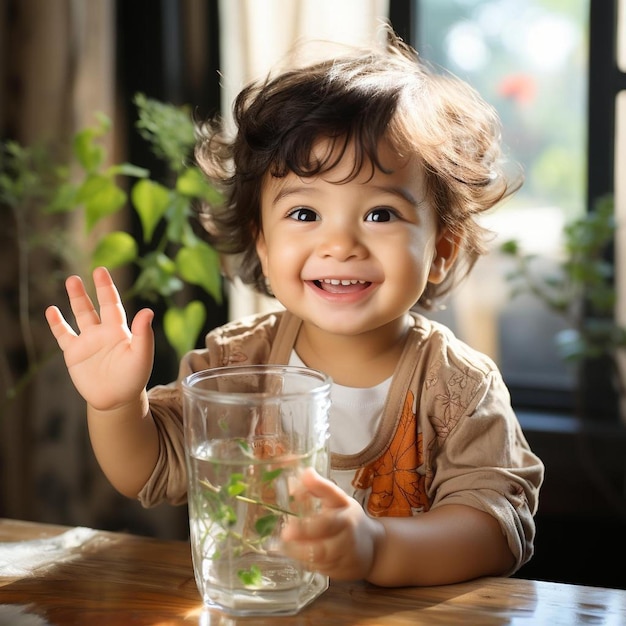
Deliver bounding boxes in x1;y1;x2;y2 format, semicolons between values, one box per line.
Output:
1;518;624;625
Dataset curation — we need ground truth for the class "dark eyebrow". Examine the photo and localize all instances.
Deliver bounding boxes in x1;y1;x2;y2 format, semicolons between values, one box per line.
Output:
370;185;420;207
268;181;421;207
270;183;316;205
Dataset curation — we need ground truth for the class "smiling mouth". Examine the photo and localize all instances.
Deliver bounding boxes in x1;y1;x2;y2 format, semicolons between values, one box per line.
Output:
312;279;371;293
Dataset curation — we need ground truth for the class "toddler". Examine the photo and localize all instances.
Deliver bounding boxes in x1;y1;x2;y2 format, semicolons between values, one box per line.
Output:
46;28;544;587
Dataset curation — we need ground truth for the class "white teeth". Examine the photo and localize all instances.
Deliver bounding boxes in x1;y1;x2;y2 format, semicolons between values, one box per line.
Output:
320;279;366;286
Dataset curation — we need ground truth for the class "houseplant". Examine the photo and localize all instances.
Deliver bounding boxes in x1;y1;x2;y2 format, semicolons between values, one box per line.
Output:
501;194;626;417
0;93;224;422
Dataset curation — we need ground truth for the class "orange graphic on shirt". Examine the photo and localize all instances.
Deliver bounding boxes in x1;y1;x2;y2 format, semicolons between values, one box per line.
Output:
352;390;429;517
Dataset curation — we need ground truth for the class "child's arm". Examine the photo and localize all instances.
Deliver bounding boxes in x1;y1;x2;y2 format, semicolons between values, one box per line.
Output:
281;468;514;586
45;266;159;498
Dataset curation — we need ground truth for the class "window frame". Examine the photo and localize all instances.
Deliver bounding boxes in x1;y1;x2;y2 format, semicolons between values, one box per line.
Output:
388;0;623;421
580;0;623;420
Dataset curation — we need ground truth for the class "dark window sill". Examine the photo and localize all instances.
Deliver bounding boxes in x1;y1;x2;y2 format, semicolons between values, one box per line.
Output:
517;408;626;519
519;408;626;434
515;408;626;589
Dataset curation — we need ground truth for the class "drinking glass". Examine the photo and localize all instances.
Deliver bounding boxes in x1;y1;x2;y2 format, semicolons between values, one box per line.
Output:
182;364;331;616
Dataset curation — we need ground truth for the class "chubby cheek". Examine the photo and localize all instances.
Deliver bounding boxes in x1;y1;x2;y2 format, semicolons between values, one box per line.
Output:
271;249;307;286
397;239;436;284
257;234;305;288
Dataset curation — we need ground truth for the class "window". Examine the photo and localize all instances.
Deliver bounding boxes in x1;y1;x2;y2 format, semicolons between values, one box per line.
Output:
391;0;622;418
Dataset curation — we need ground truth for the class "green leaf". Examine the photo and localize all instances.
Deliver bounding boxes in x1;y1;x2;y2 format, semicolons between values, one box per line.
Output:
176;167;223;204
500;239;520;255
44;182;78;213
214;503;237;527
164;194;193;244
262;468;283;483
133;92;196;172
74;135;105;172
163;300;206;359
72;114;110;172
77;175;127;231
237;565;262;587
225;474;247;497
138;250;178;275
131;179;171;242
254;514;279;538
175;242;222;303
107;163;150;178
90;231;138;270
132;253;182;301
237;440;252;456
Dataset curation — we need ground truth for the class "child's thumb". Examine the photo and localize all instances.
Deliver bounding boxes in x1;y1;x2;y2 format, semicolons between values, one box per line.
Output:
299;467;347;509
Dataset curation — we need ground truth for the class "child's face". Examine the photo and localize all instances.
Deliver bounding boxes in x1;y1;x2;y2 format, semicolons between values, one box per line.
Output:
255;140;458;337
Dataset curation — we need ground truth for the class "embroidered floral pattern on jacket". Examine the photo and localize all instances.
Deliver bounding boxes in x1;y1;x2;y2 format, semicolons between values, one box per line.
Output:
352;390;429;517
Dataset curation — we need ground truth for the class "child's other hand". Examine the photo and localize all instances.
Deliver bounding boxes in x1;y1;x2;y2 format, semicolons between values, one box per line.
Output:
45;266;155;411
281;467;384;581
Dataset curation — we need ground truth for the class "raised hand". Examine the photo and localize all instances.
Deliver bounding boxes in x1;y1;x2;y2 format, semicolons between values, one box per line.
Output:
281;468;383;581
45;266;155;412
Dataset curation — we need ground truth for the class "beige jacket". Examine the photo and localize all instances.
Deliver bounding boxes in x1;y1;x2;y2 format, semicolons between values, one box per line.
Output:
140;310;544;574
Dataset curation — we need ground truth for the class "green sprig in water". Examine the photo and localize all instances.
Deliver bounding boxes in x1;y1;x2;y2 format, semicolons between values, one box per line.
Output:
196;446;300;587
237;564;263;587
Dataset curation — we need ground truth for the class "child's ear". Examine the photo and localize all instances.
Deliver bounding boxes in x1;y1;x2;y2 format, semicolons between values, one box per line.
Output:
428;228;460;284
255;230;269;276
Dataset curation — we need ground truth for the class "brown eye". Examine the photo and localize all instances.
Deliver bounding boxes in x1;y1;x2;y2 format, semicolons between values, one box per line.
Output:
366;208;396;222
288;207;318;222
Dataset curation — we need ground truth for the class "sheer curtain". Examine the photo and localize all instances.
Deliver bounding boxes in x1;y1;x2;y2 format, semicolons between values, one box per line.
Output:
217;0;390;321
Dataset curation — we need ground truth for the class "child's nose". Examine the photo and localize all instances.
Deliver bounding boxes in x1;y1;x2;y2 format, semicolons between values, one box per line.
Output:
317;223;366;260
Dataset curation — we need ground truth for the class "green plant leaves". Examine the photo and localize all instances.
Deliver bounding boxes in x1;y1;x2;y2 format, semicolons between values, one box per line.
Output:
73;118;109;172
133;252;182;301
262;468;283;483
108;162;150;179
133;92;196;173
204;491;237;528
499;239;519;255
237;565;262;587
254;514;279;538
176;167;223;205
46;182;78;213
225;473;247;497
164;300;206;359
1;93;224;370
175;242;223;304
196;461;301;586
76;175;127;231
164;195;193;243
91;231;138;269
132;178;171;242
501;194;624;362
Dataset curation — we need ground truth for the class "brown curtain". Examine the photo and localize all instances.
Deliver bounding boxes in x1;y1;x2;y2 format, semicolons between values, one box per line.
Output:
0;0;189;539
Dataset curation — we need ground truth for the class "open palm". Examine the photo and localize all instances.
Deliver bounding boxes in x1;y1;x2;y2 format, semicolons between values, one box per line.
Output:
45;267;155;411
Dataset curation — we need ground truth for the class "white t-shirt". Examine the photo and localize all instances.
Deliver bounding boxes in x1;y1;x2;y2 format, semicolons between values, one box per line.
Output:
289;351;392;494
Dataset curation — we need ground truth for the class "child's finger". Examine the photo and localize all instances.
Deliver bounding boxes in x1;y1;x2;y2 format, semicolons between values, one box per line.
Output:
44;305;78;350
282;469;351;543
129;308;155;357
298;467;349;510
91;267;129;327
65;274;101;330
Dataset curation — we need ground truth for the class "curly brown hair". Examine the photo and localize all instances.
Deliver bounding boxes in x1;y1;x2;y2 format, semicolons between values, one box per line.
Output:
194;27;522;309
